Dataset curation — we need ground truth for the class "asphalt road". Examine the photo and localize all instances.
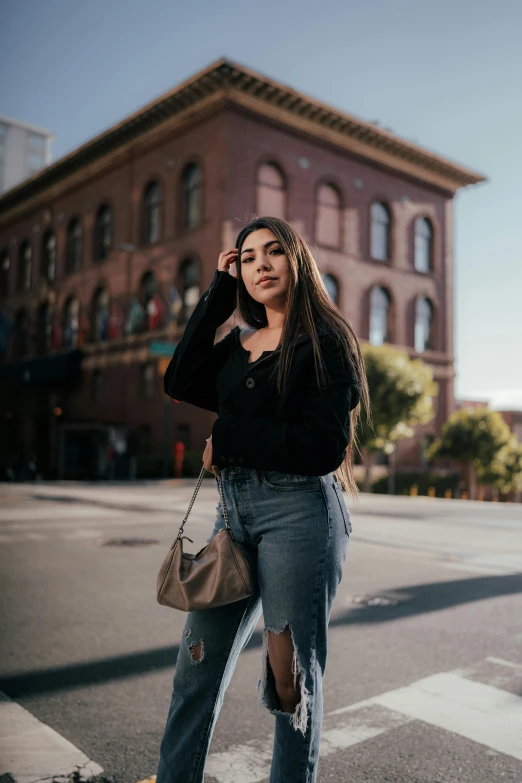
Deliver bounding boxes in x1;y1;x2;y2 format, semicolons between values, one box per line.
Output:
1;480;521;783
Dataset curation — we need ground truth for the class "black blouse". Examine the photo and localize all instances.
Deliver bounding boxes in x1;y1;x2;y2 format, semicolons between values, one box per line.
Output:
163;268;361;476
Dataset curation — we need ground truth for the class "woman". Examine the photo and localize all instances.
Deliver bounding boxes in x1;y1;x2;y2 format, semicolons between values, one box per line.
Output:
157;216;371;783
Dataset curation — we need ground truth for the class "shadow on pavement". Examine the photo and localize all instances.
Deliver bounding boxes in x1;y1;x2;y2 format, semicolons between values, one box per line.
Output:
1;571;521;698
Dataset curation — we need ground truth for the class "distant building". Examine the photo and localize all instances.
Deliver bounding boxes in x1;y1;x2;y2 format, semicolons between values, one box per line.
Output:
498;410;522;442
456;399;491;410
0;58;485;480
0;114;54;195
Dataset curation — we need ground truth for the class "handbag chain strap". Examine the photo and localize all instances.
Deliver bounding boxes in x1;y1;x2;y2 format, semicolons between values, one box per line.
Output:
176;465;231;542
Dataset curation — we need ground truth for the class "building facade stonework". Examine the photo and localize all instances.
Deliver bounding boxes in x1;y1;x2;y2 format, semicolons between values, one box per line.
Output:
0;58;484;479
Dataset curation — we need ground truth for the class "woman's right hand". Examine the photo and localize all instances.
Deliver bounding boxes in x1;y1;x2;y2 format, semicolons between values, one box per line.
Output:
218;248;238;278
203;436;220;478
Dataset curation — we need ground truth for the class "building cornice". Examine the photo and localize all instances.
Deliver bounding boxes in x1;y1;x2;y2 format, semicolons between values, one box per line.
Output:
0;57;486;226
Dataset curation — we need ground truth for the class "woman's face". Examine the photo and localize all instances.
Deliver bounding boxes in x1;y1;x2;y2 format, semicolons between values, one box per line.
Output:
238;228;291;306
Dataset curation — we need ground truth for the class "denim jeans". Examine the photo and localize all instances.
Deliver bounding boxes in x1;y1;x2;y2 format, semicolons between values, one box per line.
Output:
156;466;352;783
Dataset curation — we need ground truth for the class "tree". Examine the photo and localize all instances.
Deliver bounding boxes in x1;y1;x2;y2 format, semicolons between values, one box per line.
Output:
427;407;511;500
359;344;438;491
476;434;522;499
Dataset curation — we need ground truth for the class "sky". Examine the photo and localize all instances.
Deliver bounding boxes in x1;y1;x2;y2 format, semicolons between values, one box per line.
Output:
1;0;521;409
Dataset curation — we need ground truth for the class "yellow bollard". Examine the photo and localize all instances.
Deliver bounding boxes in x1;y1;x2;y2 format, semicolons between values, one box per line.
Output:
410;484;418;496
427;486;436;497
444;488;453;499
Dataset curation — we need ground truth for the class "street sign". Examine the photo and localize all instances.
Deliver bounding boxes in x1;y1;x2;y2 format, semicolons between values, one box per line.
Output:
149;341;177;357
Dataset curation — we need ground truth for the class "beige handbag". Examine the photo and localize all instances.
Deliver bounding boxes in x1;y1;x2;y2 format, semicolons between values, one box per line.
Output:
156;465;257;611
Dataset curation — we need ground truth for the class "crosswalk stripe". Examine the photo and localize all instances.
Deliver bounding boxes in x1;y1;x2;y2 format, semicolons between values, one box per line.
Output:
370;672;522;760
204;661;522;782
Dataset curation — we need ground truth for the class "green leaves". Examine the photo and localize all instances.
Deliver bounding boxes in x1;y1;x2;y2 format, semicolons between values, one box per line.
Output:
358;344;438;452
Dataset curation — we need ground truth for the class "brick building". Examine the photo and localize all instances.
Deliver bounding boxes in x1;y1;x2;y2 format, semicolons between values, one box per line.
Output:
0;57;485;480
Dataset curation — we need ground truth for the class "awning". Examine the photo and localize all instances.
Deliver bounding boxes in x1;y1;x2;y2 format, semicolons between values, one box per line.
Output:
0;349;84;387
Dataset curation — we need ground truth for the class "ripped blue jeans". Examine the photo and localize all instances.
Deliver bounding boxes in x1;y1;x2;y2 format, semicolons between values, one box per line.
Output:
156;467;352;783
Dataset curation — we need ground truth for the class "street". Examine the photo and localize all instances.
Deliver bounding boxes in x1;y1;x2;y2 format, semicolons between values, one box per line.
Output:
1;480;521;783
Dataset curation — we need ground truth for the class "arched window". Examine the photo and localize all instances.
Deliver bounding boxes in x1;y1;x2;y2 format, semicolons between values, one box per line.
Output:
143;180;162;244
41;230;56;284
369;286;391;345
94;204;112;261
62;296;80;349
92;286;110;342
140;270;165;331
182;163;202;229
37;301;52;355
415;296;434;352
17;241;32;292
322;273;340;305
370;202;391;261
414;217;433;273
14;308;28;357
178;259;200;323
0;249;10;298
256;162;286;219
67;217;83;273
315;183;342;247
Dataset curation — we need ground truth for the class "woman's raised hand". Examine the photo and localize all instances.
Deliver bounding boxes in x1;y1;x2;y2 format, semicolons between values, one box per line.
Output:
217;248;238;278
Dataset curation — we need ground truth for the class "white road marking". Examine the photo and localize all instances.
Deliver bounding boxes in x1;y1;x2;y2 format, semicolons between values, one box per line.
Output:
0;691;103;783
204;705;412;783
0;506;125;521
368;672;522;761
440;553;522;575
486;656;522;670
204;662;522;782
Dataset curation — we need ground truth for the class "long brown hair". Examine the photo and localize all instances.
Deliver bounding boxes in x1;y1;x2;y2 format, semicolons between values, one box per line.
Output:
234;216;372;499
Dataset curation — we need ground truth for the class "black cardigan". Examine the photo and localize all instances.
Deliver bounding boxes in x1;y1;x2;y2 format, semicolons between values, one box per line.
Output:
163;268;361;476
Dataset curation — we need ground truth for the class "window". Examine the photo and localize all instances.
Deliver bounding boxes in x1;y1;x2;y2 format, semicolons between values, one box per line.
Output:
322;273;340;305
92;286;110;341
178;258;200;324
0;249;10;298
17;241;32;292
62;296;80;349
140;270;165;330
14;309;28;357
94;204;112;261
41;230;56;284
315;183;342;247
141;362;155;398
182;163;202;229
143;180;162;244
256;162;286;219
414;217;433;273
370;202;391;261
27;132;46;151
37;301;52;355
369;286;391;345
67;217;83;272
415;297;434;352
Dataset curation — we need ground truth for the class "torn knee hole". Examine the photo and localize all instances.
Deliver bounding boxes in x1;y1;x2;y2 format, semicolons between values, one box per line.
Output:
188;640;204;663
257;624;311;736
